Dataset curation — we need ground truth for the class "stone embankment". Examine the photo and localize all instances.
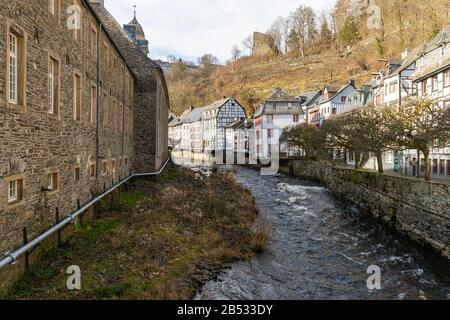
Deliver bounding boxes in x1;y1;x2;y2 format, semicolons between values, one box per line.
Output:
280;160;450;260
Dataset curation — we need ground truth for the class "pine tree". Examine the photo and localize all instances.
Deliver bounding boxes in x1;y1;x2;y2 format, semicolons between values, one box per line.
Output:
339;16;360;47
319;17;332;50
287;29;300;51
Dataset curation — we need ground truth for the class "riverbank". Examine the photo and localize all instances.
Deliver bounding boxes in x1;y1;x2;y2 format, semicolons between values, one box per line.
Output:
280;159;450;261
6;165;257;300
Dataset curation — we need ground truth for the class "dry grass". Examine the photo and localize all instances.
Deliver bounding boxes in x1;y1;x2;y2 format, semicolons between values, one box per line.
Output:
6;164;258;300
250;215;273;254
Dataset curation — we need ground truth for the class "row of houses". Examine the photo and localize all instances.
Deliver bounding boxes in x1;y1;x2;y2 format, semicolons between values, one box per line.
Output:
169;25;450;178
169;97;247;160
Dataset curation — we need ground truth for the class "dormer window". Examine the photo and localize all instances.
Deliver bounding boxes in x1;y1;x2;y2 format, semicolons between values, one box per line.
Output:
440;46;445;57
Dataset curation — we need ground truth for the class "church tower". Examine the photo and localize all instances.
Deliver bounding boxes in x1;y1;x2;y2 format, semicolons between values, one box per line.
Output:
123;6;150;55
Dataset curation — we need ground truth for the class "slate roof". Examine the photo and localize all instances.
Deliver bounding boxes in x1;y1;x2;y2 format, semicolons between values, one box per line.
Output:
324;85;341;94
203;98;230;111
297;91;322;107
320;82;356;104
254;88;304;117
414;61;450;82
169;108;191;127
182;107;207;124
168;117;178;127
225;119;254;130
266;88;300;103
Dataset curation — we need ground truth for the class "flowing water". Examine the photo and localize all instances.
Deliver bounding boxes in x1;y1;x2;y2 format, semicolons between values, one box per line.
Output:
173;158;450;300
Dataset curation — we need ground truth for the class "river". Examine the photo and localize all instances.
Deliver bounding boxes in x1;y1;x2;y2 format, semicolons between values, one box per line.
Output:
174;159;450;300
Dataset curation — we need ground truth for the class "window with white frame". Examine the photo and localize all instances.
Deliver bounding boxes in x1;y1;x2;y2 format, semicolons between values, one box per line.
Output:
49;59;55;114
432;75;438;92
48;57;59;115
385;151;394;164
444;69;450;88
8;180;20;203
7;26;27;110
422;80;427;95
74;73;82;121
91;85;97;124
8;33;18;104
49;0;60;20
49;0;55;14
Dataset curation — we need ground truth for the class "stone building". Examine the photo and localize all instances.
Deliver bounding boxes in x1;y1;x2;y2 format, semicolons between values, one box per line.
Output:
0;0;169;288
252;32;276;56
90;1;169;173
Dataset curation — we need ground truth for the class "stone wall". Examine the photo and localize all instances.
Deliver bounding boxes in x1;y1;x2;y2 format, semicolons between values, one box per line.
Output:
90;2;169;173
0;0;135;253
0;0;168;293
284;160;450;260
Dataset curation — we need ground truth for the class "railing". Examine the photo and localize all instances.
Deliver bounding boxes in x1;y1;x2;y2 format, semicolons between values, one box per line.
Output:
0;158;170;271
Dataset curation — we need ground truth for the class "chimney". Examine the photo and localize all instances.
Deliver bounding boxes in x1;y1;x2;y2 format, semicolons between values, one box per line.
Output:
401;50;409;60
349;79;356;87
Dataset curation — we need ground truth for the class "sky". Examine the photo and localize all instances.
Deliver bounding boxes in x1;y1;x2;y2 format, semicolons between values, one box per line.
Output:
104;0;336;63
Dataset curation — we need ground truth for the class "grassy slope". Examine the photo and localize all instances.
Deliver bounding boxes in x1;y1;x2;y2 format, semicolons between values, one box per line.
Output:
7;165;257;300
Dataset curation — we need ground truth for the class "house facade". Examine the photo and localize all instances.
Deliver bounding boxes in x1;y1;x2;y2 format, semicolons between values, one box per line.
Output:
201;97;247;153
408;26;450;178
253;88;305;159
318;81;357;125
342;25;450;178
225;119;254;155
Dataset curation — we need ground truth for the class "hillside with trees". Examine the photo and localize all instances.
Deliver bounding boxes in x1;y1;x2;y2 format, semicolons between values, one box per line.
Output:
166;0;450;116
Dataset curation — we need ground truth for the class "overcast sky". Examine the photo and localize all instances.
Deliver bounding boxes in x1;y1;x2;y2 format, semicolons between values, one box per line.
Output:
104;0;336;63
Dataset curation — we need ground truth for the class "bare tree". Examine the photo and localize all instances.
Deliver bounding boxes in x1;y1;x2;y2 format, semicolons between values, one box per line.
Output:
345;104;397;173
352;46;370;71
167;55;177;63
280;123;322;158
390;98;450;181
288;6;318;57
267;17;286;54
198;54;219;76
231;44;242;63
321;115;366;168
198;54;219;66
242;35;254;56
